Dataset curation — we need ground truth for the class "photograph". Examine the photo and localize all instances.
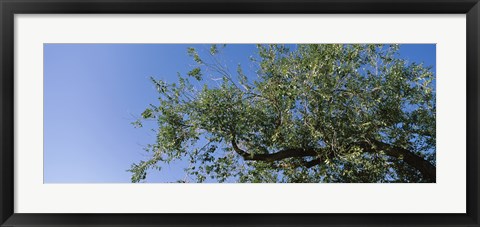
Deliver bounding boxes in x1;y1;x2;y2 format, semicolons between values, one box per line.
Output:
3;1;478;225
44;43;436;183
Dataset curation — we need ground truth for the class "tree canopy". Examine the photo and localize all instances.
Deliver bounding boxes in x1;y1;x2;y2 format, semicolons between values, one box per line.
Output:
129;44;436;183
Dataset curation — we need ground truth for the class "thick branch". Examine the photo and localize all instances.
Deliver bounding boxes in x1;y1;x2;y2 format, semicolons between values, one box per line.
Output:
231;139;317;162
231;137;435;182
359;140;436;182
303;158;322;168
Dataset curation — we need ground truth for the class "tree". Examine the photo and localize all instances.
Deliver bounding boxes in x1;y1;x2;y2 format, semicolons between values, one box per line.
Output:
129;44;436;183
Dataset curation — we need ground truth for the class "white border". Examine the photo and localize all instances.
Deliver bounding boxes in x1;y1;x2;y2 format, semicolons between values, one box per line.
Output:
15;14;466;213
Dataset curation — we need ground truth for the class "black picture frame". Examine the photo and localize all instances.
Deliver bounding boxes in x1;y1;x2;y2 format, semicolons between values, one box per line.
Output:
1;0;479;226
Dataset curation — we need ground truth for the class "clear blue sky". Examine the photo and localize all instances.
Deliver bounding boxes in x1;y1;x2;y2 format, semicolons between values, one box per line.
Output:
44;44;436;183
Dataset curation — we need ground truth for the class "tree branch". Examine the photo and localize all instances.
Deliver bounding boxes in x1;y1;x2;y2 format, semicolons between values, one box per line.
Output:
231;139;317;162
303;158;322;168
231;136;435;182
358;139;436;182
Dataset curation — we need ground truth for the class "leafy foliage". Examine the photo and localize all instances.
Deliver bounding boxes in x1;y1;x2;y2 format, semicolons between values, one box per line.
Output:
129;44;436;183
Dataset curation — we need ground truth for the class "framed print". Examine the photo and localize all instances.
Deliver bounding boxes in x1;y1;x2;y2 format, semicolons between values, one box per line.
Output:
1;0;479;226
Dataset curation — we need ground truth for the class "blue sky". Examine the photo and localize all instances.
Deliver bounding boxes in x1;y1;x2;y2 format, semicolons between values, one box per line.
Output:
44;44;435;183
